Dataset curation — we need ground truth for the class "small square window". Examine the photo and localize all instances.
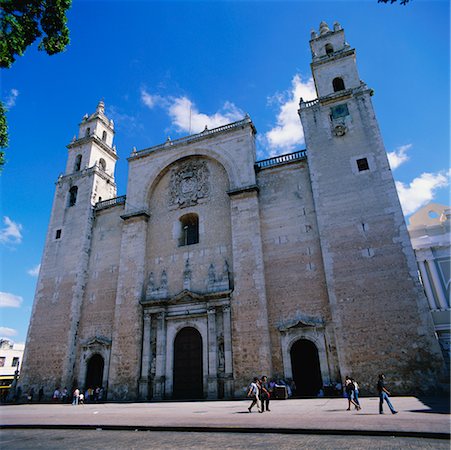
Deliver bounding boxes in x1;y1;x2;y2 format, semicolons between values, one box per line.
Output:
331;104;349;120
55;229;62;239
0;357;5;367
356;158;369;172
12;357;19;367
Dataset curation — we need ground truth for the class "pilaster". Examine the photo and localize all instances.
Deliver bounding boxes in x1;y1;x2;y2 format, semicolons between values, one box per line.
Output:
108;212;149;400
228;187;272;392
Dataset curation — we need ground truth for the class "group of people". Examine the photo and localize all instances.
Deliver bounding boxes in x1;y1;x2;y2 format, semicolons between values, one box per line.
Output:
51;386;105;405
247;373;398;415
247;376;272;413
344;374;398;414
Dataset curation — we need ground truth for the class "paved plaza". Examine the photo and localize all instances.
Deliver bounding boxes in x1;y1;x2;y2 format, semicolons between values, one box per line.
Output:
0;396;449;439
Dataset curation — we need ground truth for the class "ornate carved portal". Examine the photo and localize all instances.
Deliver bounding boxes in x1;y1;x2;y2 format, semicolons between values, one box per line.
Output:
169;160;210;209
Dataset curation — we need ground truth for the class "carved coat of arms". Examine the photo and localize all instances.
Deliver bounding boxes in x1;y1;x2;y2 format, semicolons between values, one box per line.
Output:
169;160;210;208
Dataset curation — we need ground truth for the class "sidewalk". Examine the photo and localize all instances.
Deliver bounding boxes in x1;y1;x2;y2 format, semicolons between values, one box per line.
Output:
1;397;449;439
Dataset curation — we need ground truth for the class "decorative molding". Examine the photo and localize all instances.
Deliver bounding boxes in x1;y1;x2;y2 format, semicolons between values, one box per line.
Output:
169;160;210;209
120;210;150;221
227;184;259;197
81;336;112;349
278;313;325;332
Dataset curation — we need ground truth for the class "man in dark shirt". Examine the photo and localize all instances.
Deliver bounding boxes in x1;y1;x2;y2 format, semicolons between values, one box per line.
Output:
377;373;398;414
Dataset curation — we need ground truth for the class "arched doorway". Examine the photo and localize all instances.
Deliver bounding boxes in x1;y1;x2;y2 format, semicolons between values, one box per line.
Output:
290;339;323;397
173;327;203;399
85;354;104;389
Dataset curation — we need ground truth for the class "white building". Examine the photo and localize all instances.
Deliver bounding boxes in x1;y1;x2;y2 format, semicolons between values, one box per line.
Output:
408;203;450;370
0;339;24;401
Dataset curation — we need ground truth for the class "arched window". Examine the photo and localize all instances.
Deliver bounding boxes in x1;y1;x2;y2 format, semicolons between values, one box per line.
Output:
68;186;78;207
179;213;199;246
325;43;334;55
102;130;107;141
99;158;106;171
332;77;345;92
74;154;82;172
85;127;91;137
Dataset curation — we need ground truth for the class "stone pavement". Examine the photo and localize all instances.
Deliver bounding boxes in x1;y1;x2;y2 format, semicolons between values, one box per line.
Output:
0;397;449;439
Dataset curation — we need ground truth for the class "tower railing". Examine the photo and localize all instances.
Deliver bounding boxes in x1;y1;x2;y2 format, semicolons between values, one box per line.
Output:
95;195;127;211
255;150;307;170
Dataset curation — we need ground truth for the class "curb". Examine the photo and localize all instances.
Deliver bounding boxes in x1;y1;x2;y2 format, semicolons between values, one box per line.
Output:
1;424;449;440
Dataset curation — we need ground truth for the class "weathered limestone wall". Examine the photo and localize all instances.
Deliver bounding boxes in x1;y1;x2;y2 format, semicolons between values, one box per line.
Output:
74;205;124;387
229;188;272;396
257;162;339;380
300;90;445;393
146;157;232;296
107;213;149;400
20;172;97;393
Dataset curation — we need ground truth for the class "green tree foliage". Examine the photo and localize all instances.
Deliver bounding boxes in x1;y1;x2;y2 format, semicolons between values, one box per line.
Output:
0;101;8;166
0;0;72;168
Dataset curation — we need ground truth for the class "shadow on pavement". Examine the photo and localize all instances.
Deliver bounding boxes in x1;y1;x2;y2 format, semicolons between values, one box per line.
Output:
411;397;450;415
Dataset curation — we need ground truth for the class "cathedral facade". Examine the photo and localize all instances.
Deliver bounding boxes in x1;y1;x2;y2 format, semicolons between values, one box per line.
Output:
20;22;445;400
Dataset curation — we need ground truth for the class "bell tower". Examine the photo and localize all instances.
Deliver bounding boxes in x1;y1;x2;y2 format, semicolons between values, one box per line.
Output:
298;22;445;392
20;102;119;393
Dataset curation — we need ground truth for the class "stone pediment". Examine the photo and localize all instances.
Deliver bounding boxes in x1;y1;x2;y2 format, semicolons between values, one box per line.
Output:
141;288;232;307
171;289;204;303
81;336;112;349
278;314;324;332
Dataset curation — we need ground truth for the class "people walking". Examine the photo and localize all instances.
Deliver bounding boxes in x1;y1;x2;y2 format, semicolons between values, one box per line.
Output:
345;376;360;410
247;377;262;413
352;378;361;409
377;373;397;414
260;376;271;412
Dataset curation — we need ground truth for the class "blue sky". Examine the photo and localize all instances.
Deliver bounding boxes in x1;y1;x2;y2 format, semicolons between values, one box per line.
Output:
1;0;450;344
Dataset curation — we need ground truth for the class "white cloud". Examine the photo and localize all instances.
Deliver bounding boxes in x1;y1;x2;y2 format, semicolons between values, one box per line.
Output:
0;327;18;337
5;88;19;109
140;89;166;109
265;75;316;154
27;264;41;277
168;97;244;134
388;144;411;170
0;291;23;308
395;170;450;215
140;89;244;134
0;216;23;245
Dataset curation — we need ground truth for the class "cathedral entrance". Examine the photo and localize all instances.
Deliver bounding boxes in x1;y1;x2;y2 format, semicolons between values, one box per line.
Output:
85;354;104;389
290;339;322;397
173;327;203;399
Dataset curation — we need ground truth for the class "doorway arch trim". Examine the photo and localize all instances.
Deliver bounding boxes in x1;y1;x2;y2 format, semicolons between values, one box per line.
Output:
280;324;331;388
79;336;111;391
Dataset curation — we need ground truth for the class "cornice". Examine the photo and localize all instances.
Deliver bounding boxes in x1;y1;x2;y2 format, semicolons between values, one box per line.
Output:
227;184;259;197
67;135;118;161
120;210;151;221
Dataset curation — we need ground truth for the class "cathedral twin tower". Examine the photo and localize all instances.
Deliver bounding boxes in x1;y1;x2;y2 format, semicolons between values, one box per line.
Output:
20;22;445;400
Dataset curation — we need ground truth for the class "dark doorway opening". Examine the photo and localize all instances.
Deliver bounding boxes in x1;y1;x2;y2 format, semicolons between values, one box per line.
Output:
290;339;323;397
85;354;104;389
173;327;203;399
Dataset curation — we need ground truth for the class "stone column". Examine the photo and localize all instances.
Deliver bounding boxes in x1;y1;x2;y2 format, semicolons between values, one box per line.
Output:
153;311;167;400
418;261;438;310
108;211;150;400
207;306;218;399
228;187;272;394
222;305;233;398
426;259;448;309
138;313;152;399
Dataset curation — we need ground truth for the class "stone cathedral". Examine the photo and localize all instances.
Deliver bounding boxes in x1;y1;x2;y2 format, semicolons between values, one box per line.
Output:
20;22;446;401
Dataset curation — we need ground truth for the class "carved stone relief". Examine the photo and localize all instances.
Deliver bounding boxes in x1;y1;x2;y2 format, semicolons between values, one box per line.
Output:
169;160;210;209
